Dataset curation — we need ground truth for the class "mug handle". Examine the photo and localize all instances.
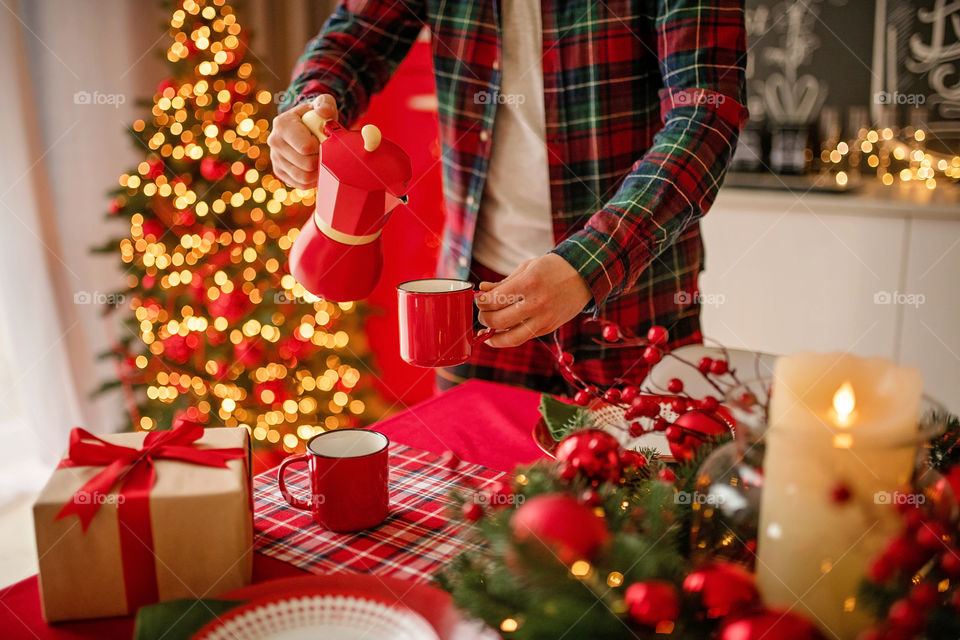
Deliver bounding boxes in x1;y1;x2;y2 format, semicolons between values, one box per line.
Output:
471;327;495;345
277;453;311;510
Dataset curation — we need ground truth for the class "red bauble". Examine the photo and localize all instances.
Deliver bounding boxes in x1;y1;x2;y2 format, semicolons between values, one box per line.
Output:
719;610;824;640
510;494;609;563
233;339;265;367
172;409;206;430
146;157;164;179
200;156;230;182
646;325;668;345
555;429;622;483
601;323;620;342
161;334;192;364
667;409;730;461
625;580;679;627
156;78;176;96
109;198;123;214
208;289;252;323
141;219;165;240
657;467;676;483
254;379;290;406
683;562;759;618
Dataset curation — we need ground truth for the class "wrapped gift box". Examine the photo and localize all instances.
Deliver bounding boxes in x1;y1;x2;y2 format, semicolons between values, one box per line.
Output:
33;425;252;622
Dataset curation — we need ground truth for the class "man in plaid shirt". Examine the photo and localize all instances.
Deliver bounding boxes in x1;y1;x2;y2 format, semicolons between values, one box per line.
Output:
269;1;748;394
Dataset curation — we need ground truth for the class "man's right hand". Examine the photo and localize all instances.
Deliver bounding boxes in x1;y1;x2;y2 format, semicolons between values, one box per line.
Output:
267;94;339;190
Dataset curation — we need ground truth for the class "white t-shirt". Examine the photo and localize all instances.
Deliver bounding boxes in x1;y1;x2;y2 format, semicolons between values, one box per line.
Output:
471;0;553;276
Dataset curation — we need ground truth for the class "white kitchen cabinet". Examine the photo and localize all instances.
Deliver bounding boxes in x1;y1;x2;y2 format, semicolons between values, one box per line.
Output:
698;183;960;412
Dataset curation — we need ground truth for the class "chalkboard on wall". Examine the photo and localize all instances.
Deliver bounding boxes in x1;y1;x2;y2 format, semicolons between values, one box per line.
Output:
745;0;874;126
876;0;960;150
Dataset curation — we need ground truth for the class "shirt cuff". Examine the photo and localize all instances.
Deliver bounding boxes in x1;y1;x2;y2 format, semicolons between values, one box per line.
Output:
551;225;633;308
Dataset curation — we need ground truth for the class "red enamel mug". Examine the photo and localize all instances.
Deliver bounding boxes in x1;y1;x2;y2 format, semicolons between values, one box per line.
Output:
277;429;389;532
397;278;495;367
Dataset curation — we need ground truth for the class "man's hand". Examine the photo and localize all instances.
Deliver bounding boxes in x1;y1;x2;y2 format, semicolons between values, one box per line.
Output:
476;254;593;348
267;94;339;190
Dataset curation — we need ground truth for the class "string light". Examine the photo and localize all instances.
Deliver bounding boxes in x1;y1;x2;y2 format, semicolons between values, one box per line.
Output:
822;125;960;190
109;0;372;450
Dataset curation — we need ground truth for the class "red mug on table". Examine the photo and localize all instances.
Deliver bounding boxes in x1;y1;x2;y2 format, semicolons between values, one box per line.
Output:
397;278;494;367
277;429;389;533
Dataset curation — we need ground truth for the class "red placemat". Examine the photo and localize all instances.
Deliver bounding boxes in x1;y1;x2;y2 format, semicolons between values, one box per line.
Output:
253;444;507;581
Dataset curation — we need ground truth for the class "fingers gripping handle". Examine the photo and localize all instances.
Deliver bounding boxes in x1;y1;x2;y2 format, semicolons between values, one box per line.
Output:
300;110;330;143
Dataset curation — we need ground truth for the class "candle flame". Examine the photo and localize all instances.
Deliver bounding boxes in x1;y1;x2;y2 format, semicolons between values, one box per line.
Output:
832;381;856;427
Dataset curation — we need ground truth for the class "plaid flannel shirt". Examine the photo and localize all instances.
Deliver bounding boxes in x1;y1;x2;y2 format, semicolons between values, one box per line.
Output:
281;0;748;390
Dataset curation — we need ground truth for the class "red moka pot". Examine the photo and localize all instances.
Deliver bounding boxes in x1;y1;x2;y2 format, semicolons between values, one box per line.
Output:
287;113;412;302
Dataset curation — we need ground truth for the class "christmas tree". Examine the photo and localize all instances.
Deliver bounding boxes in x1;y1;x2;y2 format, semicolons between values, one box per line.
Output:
94;0;376;452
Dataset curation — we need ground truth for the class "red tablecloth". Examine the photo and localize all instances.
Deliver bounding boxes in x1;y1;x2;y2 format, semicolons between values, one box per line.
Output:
0;380;544;639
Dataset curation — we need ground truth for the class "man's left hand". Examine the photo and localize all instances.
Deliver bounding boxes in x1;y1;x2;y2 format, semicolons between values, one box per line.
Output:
475;254;593;348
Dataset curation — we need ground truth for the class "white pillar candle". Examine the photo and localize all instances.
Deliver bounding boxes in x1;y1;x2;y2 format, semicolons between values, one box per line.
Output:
757;352;923;640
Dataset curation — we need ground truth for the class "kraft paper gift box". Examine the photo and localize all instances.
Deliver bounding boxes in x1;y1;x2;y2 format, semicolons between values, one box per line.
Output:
33;425;252;622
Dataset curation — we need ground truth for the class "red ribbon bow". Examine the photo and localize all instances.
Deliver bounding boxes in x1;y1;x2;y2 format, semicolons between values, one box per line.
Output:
55;422;247;611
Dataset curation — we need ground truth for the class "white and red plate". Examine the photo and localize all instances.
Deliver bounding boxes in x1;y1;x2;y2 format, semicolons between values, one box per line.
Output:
194;591;440;640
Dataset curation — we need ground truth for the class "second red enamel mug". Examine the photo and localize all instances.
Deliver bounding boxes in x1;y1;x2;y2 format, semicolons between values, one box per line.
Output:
277;429;389;532
397;278;494;367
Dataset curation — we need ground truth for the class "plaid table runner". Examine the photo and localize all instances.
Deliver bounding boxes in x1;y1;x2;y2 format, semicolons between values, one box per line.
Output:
253;444;509;582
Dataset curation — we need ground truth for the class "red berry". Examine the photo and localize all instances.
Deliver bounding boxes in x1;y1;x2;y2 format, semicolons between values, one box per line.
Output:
941;549;960;576
669;398;686;414
831;483;852;504
709;359;729;375
657;468;676;483
602;323;621;342
462;502;483;522
620;450;647;468
667;378;684;393
903;508;924;531
887;598;924;630
629;422;644;437
867;557;893;583
738;392;756;406
697;357;713;373
636;396;660;417
573;389;592;406
642;346;662;365
699;395;719;411
603;388;622;403
620;386;638;404
909;581;938;609
646;326;668;346
560;351;574;367
916;522;946;550
652;417;668;432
